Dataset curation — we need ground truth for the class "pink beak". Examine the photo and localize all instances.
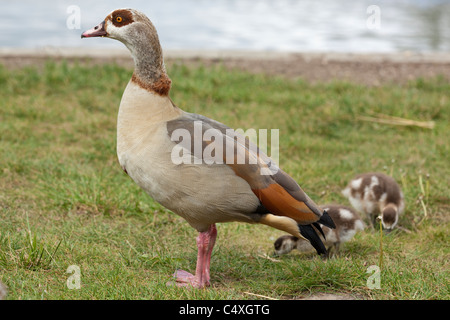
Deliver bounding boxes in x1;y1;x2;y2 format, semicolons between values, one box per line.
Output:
81;21;107;38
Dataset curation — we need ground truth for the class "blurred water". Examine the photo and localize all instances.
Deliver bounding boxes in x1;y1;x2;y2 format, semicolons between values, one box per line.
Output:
1;0;450;52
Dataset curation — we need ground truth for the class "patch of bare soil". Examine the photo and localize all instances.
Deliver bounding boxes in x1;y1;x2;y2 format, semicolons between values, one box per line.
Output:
2;48;450;86
169;53;450;86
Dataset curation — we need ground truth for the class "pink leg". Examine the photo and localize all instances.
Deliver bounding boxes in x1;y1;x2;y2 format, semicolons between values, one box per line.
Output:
202;224;217;283
170;224;217;288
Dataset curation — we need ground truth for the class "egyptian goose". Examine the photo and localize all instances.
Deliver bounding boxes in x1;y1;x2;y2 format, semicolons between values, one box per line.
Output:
342;172;404;230
274;204;364;256
81;8;335;288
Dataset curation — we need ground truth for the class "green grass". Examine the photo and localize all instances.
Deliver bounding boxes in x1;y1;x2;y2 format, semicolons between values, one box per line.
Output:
0;61;448;300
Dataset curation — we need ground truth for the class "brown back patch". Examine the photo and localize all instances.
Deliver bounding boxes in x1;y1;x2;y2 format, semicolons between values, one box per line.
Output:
132;73;172;96
108;9;134;27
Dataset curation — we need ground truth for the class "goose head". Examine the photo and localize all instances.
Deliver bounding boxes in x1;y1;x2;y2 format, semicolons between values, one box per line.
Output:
81;8;169;93
81;9;155;46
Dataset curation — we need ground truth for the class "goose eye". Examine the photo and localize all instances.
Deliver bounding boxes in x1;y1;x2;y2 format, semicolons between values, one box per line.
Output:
115;16;123;23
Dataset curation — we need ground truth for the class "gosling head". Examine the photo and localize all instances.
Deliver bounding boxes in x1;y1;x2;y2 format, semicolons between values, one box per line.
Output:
379;204;399;231
273;235;299;255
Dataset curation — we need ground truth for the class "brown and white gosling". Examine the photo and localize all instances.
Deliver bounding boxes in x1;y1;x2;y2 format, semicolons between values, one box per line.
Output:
342;172;405;230
274;204;365;256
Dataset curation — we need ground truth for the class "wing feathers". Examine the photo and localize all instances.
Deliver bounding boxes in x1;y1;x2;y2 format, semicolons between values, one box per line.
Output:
166;112;327;226
298;224;327;255
318;210;336;229
252;184;319;225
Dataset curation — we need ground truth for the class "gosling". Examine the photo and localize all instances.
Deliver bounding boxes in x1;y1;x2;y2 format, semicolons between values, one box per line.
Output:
342;172;404;230
274;204;364;256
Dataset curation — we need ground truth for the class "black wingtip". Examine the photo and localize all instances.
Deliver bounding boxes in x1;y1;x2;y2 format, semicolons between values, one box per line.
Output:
298;224;327;256
313;222;326;239
319;210;336;229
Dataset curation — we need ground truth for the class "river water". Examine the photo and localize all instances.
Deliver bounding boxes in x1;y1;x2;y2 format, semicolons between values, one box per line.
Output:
1;0;450;52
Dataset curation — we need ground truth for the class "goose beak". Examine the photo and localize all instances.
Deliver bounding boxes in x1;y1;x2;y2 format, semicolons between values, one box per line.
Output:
81;21;107;38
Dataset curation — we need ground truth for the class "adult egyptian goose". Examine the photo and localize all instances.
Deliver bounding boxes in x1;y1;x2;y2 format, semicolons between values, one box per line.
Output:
274;204;364;256
342;172;404;230
81;8;335;288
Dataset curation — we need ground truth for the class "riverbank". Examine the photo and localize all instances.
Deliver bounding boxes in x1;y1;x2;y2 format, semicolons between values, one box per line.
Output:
1;47;450;85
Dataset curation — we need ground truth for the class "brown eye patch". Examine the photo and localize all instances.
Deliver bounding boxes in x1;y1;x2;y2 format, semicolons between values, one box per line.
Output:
110;9;134;27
